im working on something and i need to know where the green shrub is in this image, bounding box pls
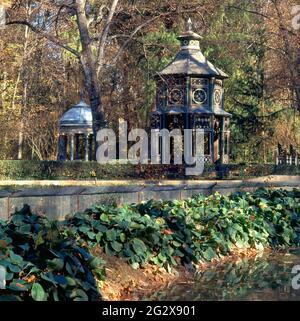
[0,160,299,180]
[0,205,105,301]
[1,188,300,301]
[63,188,300,270]
[0,160,137,180]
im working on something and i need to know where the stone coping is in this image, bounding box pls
[0,175,299,187]
[0,175,299,221]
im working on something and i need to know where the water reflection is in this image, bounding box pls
[148,250,300,301]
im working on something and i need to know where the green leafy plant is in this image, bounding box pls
[64,188,300,269]
[1,188,300,301]
[0,205,105,301]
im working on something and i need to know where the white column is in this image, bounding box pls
[70,134,75,161]
[85,134,89,161]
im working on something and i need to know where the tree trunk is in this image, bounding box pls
[17,2,30,160]
[76,0,106,160]
[80,55,105,159]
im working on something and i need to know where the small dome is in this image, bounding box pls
[60,100,92,128]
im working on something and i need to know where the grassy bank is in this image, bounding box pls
[0,188,300,301]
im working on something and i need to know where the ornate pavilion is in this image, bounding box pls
[151,19,231,164]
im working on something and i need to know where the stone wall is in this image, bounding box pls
[0,176,299,221]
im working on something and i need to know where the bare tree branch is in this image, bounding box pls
[228,5,271,20]
[106,6,205,68]
[96,0,120,77]
[6,20,80,58]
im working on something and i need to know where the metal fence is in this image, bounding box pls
[276,144,299,166]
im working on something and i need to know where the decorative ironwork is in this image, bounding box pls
[191,77,209,109]
[168,88,184,106]
[214,89,222,105]
[193,88,208,104]
[214,118,221,136]
[156,83,167,111]
[151,18,232,166]
[151,113,161,129]
[276,144,299,165]
[191,78,209,86]
[194,114,211,129]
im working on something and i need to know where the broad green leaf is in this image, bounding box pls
[88,257,105,269]
[9,251,23,265]
[47,258,64,271]
[132,238,147,255]
[111,241,123,252]
[100,214,110,223]
[119,233,126,243]
[106,229,117,241]
[202,247,216,261]
[31,283,46,301]
[70,289,88,301]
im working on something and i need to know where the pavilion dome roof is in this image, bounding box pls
[157,20,228,79]
[59,100,93,128]
[158,49,228,78]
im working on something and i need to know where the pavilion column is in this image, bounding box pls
[220,118,225,165]
[75,134,80,160]
[85,134,90,161]
[70,134,75,161]
[57,134,67,161]
[226,131,231,163]
[210,117,215,164]
[160,113,166,164]
[89,135,93,161]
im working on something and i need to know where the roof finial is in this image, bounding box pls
[187,17,193,32]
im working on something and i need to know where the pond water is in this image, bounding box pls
[148,250,300,301]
